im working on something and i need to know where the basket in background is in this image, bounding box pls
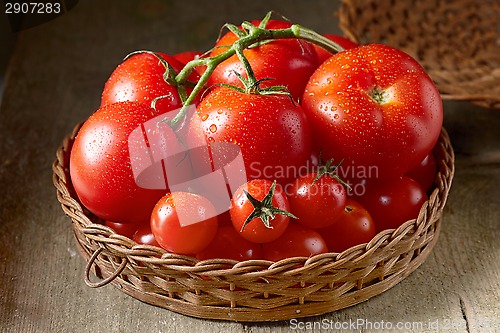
[338,0,500,109]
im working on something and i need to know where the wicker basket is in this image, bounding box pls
[52,123,454,322]
[338,0,500,109]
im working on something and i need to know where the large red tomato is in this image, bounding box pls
[100,52,195,113]
[302,44,443,179]
[207,20,318,101]
[70,102,189,224]
[187,86,312,185]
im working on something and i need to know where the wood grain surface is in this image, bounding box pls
[0,1,498,332]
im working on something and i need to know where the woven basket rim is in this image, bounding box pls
[52,122,455,321]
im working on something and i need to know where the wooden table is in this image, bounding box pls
[1,1,498,332]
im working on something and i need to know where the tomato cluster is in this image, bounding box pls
[69,17,443,262]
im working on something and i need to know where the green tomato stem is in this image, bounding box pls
[170,19,347,129]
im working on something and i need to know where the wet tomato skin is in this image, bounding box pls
[150,192,218,255]
[230,179,291,244]
[69,102,175,224]
[287,173,347,229]
[302,44,443,179]
[188,86,312,185]
[353,176,428,231]
[317,199,376,253]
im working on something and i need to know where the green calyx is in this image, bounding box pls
[240,180,297,232]
[219,71,293,102]
[313,151,351,189]
[368,86,392,105]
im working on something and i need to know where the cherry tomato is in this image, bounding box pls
[187,86,312,185]
[100,52,193,113]
[230,179,293,243]
[207,19,318,101]
[150,192,218,255]
[262,224,328,262]
[317,199,376,253]
[196,225,263,261]
[216,211,233,226]
[313,34,358,64]
[105,220,143,239]
[132,224,160,247]
[287,173,347,229]
[70,102,186,224]
[302,44,443,179]
[405,153,437,192]
[353,176,428,231]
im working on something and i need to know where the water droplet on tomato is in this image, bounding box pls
[207,137,215,143]
[201,114,208,121]
[209,124,217,133]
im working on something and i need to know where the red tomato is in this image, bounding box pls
[101,52,196,113]
[262,224,328,261]
[317,199,376,253]
[207,19,318,101]
[150,192,218,255]
[230,179,292,243]
[187,86,312,185]
[353,176,428,231]
[216,211,233,226]
[132,224,160,247]
[174,51,203,64]
[174,51,207,76]
[405,153,437,192]
[313,34,358,64]
[196,225,263,261]
[70,102,186,224]
[302,44,443,179]
[105,221,143,239]
[287,173,347,229]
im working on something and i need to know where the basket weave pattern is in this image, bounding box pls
[52,124,454,322]
[338,0,500,109]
